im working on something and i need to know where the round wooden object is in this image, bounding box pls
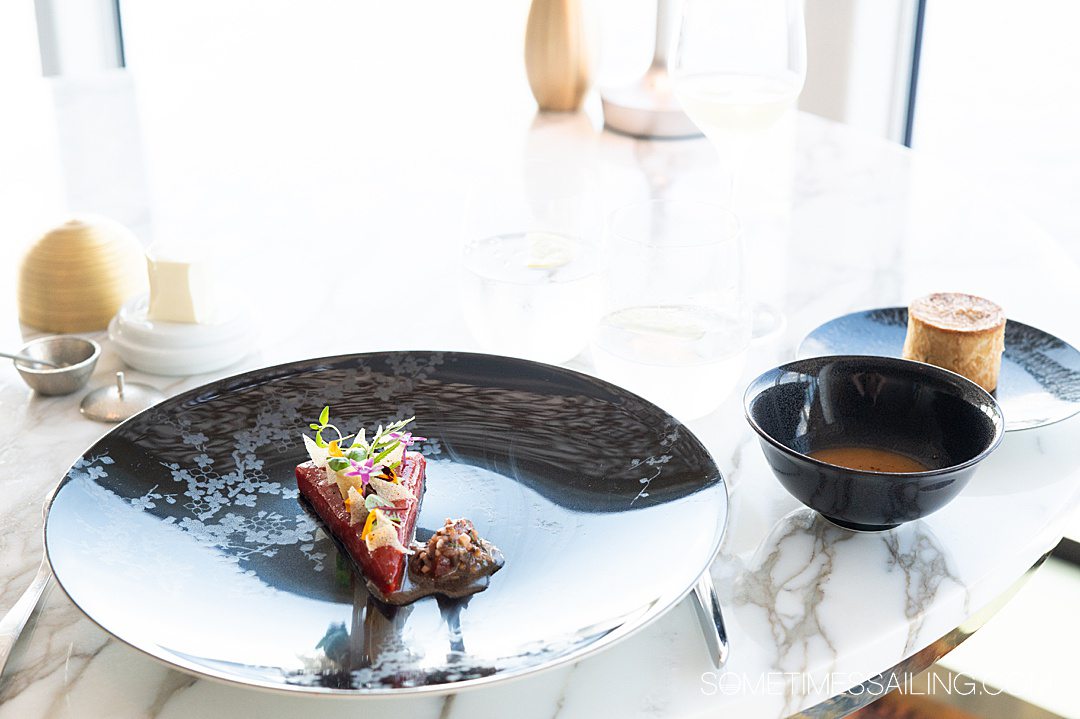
[17,216,148,333]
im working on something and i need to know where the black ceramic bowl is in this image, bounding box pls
[743,356,1005,531]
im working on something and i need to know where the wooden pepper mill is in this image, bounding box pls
[524,0,591,112]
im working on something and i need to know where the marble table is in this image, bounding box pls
[1,75,1079,719]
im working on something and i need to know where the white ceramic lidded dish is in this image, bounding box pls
[109,294,251,376]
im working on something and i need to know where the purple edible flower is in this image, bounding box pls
[389,431,426,448]
[345,457,376,485]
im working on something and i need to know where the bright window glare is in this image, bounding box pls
[119,2,538,233]
[915,0,1080,261]
[115,1,660,242]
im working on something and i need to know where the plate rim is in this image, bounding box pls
[796,307,1080,432]
[44,350,730,697]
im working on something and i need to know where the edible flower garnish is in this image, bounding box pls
[344,457,376,486]
[305,406,418,476]
[389,430,426,448]
[303,408,423,518]
[360,509,378,540]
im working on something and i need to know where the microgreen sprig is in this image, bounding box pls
[309,406,346,449]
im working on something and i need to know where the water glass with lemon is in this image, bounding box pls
[592,199,750,420]
[460,163,604,364]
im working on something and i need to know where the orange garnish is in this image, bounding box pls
[328,440,345,458]
[361,510,377,540]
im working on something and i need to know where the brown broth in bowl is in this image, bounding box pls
[810,447,928,473]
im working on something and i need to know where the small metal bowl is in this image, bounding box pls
[14,336,101,396]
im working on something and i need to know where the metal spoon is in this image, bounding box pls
[0,484,59,676]
[0,351,61,368]
[691,571,729,668]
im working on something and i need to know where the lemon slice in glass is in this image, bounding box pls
[525,232,576,270]
[606,306,709,340]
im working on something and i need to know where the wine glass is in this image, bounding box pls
[671,0,806,339]
[671,0,806,175]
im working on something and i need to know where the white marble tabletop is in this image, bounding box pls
[1,73,1079,719]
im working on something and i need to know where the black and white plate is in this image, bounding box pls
[45,352,727,695]
[798,308,1080,431]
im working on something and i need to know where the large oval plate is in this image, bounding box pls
[798,308,1080,431]
[45,352,727,695]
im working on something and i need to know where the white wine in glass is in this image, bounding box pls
[675,73,801,144]
[672,0,805,171]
